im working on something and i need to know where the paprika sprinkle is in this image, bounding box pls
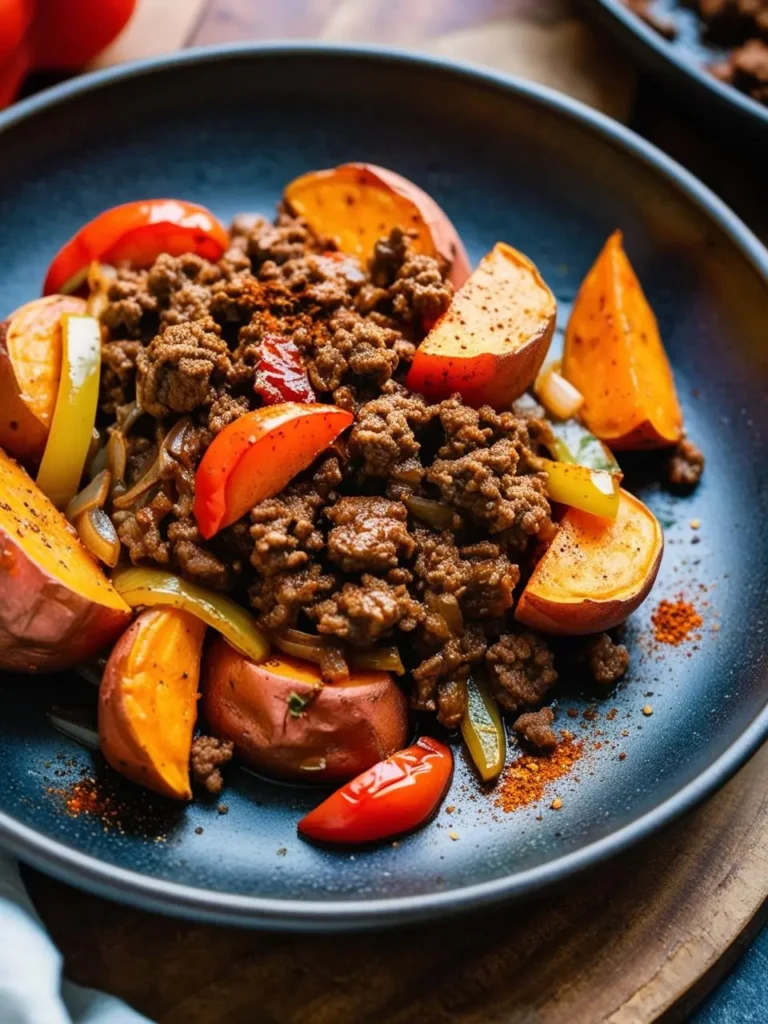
[495,735,583,813]
[652,597,703,645]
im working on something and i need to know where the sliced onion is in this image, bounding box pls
[163,416,194,464]
[65,469,112,523]
[273,635,327,666]
[116,400,143,434]
[86,261,117,320]
[404,495,455,530]
[76,507,121,567]
[535,365,584,421]
[46,708,100,751]
[111,450,166,510]
[350,647,405,675]
[281,628,330,648]
[426,591,464,635]
[106,429,128,489]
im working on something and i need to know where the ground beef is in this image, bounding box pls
[249,564,337,632]
[436,677,467,730]
[311,574,422,646]
[101,268,157,338]
[459,541,520,618]
[246,208,326,268]
[411,625,487,713]
[486,633,558,712]
[146,253,223,327]
[136,320,231,419]
[624,0,768,105]
[359,227,453,325]
[513,708,558,751]
[326,496,414,572]
[295,307,409,394]
[428,439,552,545]
[586,633,630,686]
[249,486,326,578]
[667,436,705,489]
[100,339,141,415]
[713,38,768,102]
[190,736,234,795]
[113,490,173,566]
[348,382,436,478]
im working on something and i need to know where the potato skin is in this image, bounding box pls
[202,637,409,782]
[514,546,662,635]
[0,448,130,672]
[0,521,130,672]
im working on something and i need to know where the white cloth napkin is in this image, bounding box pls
[0,855,151,1024]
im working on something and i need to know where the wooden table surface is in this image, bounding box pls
[21,1,768,1021]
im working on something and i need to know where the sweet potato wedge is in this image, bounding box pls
[0,295,87,463]
[284,162,471,287]
[99,608,206,800]
[515,489,663,635]
[562,231,683,450]
[0,447,131,671]
[406,242,556,408]
[202,637,409,782]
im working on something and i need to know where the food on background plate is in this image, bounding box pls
[623,0,768,109]
[203,636,408,782]
[406,242,556,408]
[99,607,206,800]
[0,165,703,847]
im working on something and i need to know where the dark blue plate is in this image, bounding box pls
[0,44,767,931]
[587,0,768,142]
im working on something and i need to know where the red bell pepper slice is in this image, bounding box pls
[43,199,229,295]
[298,737,453,845]
[193,402,353,540]
[253,334,316,405]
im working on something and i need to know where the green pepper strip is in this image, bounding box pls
[112,566,270,664]
[548,420,622,476]
[461,673,506,782]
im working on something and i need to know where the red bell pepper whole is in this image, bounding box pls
[43,199,229,295]
[254,334,316,405]
[30,0,136,69]
[193,403,353,540]
[298,737,453,845]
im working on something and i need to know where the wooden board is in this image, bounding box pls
[26,741,768,1023]
[21,1,768,1021]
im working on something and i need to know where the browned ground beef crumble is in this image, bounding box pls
[513,708,558,752]
[190,736,234,794]
[97,207,627,735]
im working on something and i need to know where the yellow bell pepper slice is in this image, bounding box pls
[37,314,101,509]
[111,566,270,664]
[539,457,620,519]
[461,673,506,782]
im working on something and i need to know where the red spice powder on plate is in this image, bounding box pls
[652,597,703,645]
[495,734,583,813]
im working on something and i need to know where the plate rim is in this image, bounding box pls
[1,41,767,930]
[588,0,768,130]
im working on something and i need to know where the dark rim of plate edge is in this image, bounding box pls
[0,42,767,931]
[588,0,768,133]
